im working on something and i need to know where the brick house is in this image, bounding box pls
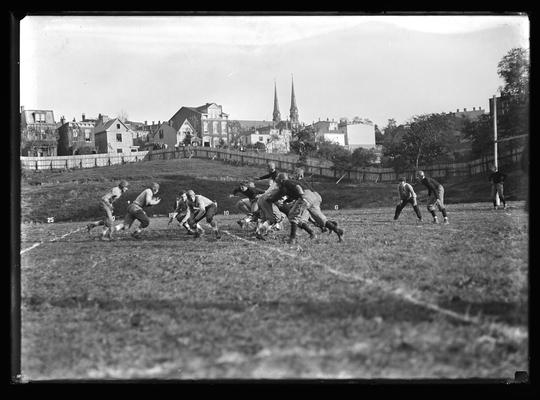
[20,107,59,156]
[93,117,138,154]
[57,116,98,155]
[169,103,229,148]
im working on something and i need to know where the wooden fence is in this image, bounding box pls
[20,151,150,171]
[21,146,524,183]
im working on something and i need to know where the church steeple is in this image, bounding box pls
[289,74,299,127]
[272,80,281,124]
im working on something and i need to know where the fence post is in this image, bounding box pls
[35,160,38,171]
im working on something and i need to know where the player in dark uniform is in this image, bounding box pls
[229,180,265,228]
[168,190,196,235]
[267,173,344,244]
[488,165,507,210]
[416,171,448,224]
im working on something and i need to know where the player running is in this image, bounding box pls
[267,173,344,244]
[229,180,265,228]
[186,189,221,239]
[87,180,129,240]
[416,171,448,224]
[488,165,507,210]
[168,190,196,235]
[394,177,422,222]
[113,182,162,238]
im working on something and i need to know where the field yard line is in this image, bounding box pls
[221,230,527,341]
[20,227,85,255]
[20,242,41,255]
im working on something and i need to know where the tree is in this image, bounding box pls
[117,109,129,123]
[383,113,455,171]
[496,47,530,152]
[462,114,493,159]
[290,126,317,164]
[498,47,529,98]
[374,124,384,145]
[351,147,378,168]
[404,114,456,169]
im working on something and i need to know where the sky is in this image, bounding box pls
[20,14,529,136]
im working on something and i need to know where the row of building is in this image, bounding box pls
[20,77,377,157]
[20,77,508,158]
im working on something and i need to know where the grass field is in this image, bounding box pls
[20,157,528,223]
[19,202,528,380]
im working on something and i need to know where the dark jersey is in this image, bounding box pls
[489,171,506,184]
[232,186,265,200]
[421,177,442,196]
[257,169,278,181]
[268,179,308,202]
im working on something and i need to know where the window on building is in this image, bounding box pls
[85,130,91,142]
[221,121,227,132]
[73,130,78,138]
[117,149,123,154]
[213,121,218,133]
[117,123,121,129]
[116,133,122,142]
[259,136,264,142]
[203,122,208,133]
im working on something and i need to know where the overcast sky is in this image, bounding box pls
[20,14,529,129]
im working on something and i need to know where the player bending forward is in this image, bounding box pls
[87,180,129,240]
[394,177,422,222]
[114,182,162,238]
[416,171,448,224]
[268,173,343,244]
[169,190,196,235]
[186,189,221,239]
[229,180,265,228]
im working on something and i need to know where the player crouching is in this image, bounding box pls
[394,177,422,222]
[113,182,162,238]
[186,189,221,239]
[87,180,129,240]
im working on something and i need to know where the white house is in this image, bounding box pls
[338,121,376,149]
[93,118,138,154]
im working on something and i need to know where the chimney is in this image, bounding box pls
[158,120,161,125]
[144,120,147,125]
[152,121,155,125]
[61,116,65,124]
[464,108,467,112]
[82,113,86,121]
[473,107,476,111]
[456,109,459,112]
[73,117,76,122]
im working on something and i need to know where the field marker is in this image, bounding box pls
[47,217,54,223]
[20,226,85,255]
[221,230,527,341]
[224,210,229,215]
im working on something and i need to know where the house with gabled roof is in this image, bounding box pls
[146,119,196,149]
[168,103,229,147]
[93,117,138,154]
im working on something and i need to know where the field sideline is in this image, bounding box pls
[19,202,528,380]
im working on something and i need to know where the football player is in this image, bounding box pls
[416,171,448,224]
[87,180,129,240]
[394,177,422,221]
[114,182,162,238]
[229,180,265,228]
[186,189,221,239]
[169,190,196,235]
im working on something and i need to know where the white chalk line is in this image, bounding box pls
[222,230,527,341]
[20,227,85,255]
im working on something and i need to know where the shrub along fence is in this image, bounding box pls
[21,146,524,183]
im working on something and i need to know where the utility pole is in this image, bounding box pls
[492,95,500,206]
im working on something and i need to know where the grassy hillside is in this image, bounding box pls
[20,158,528,223]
